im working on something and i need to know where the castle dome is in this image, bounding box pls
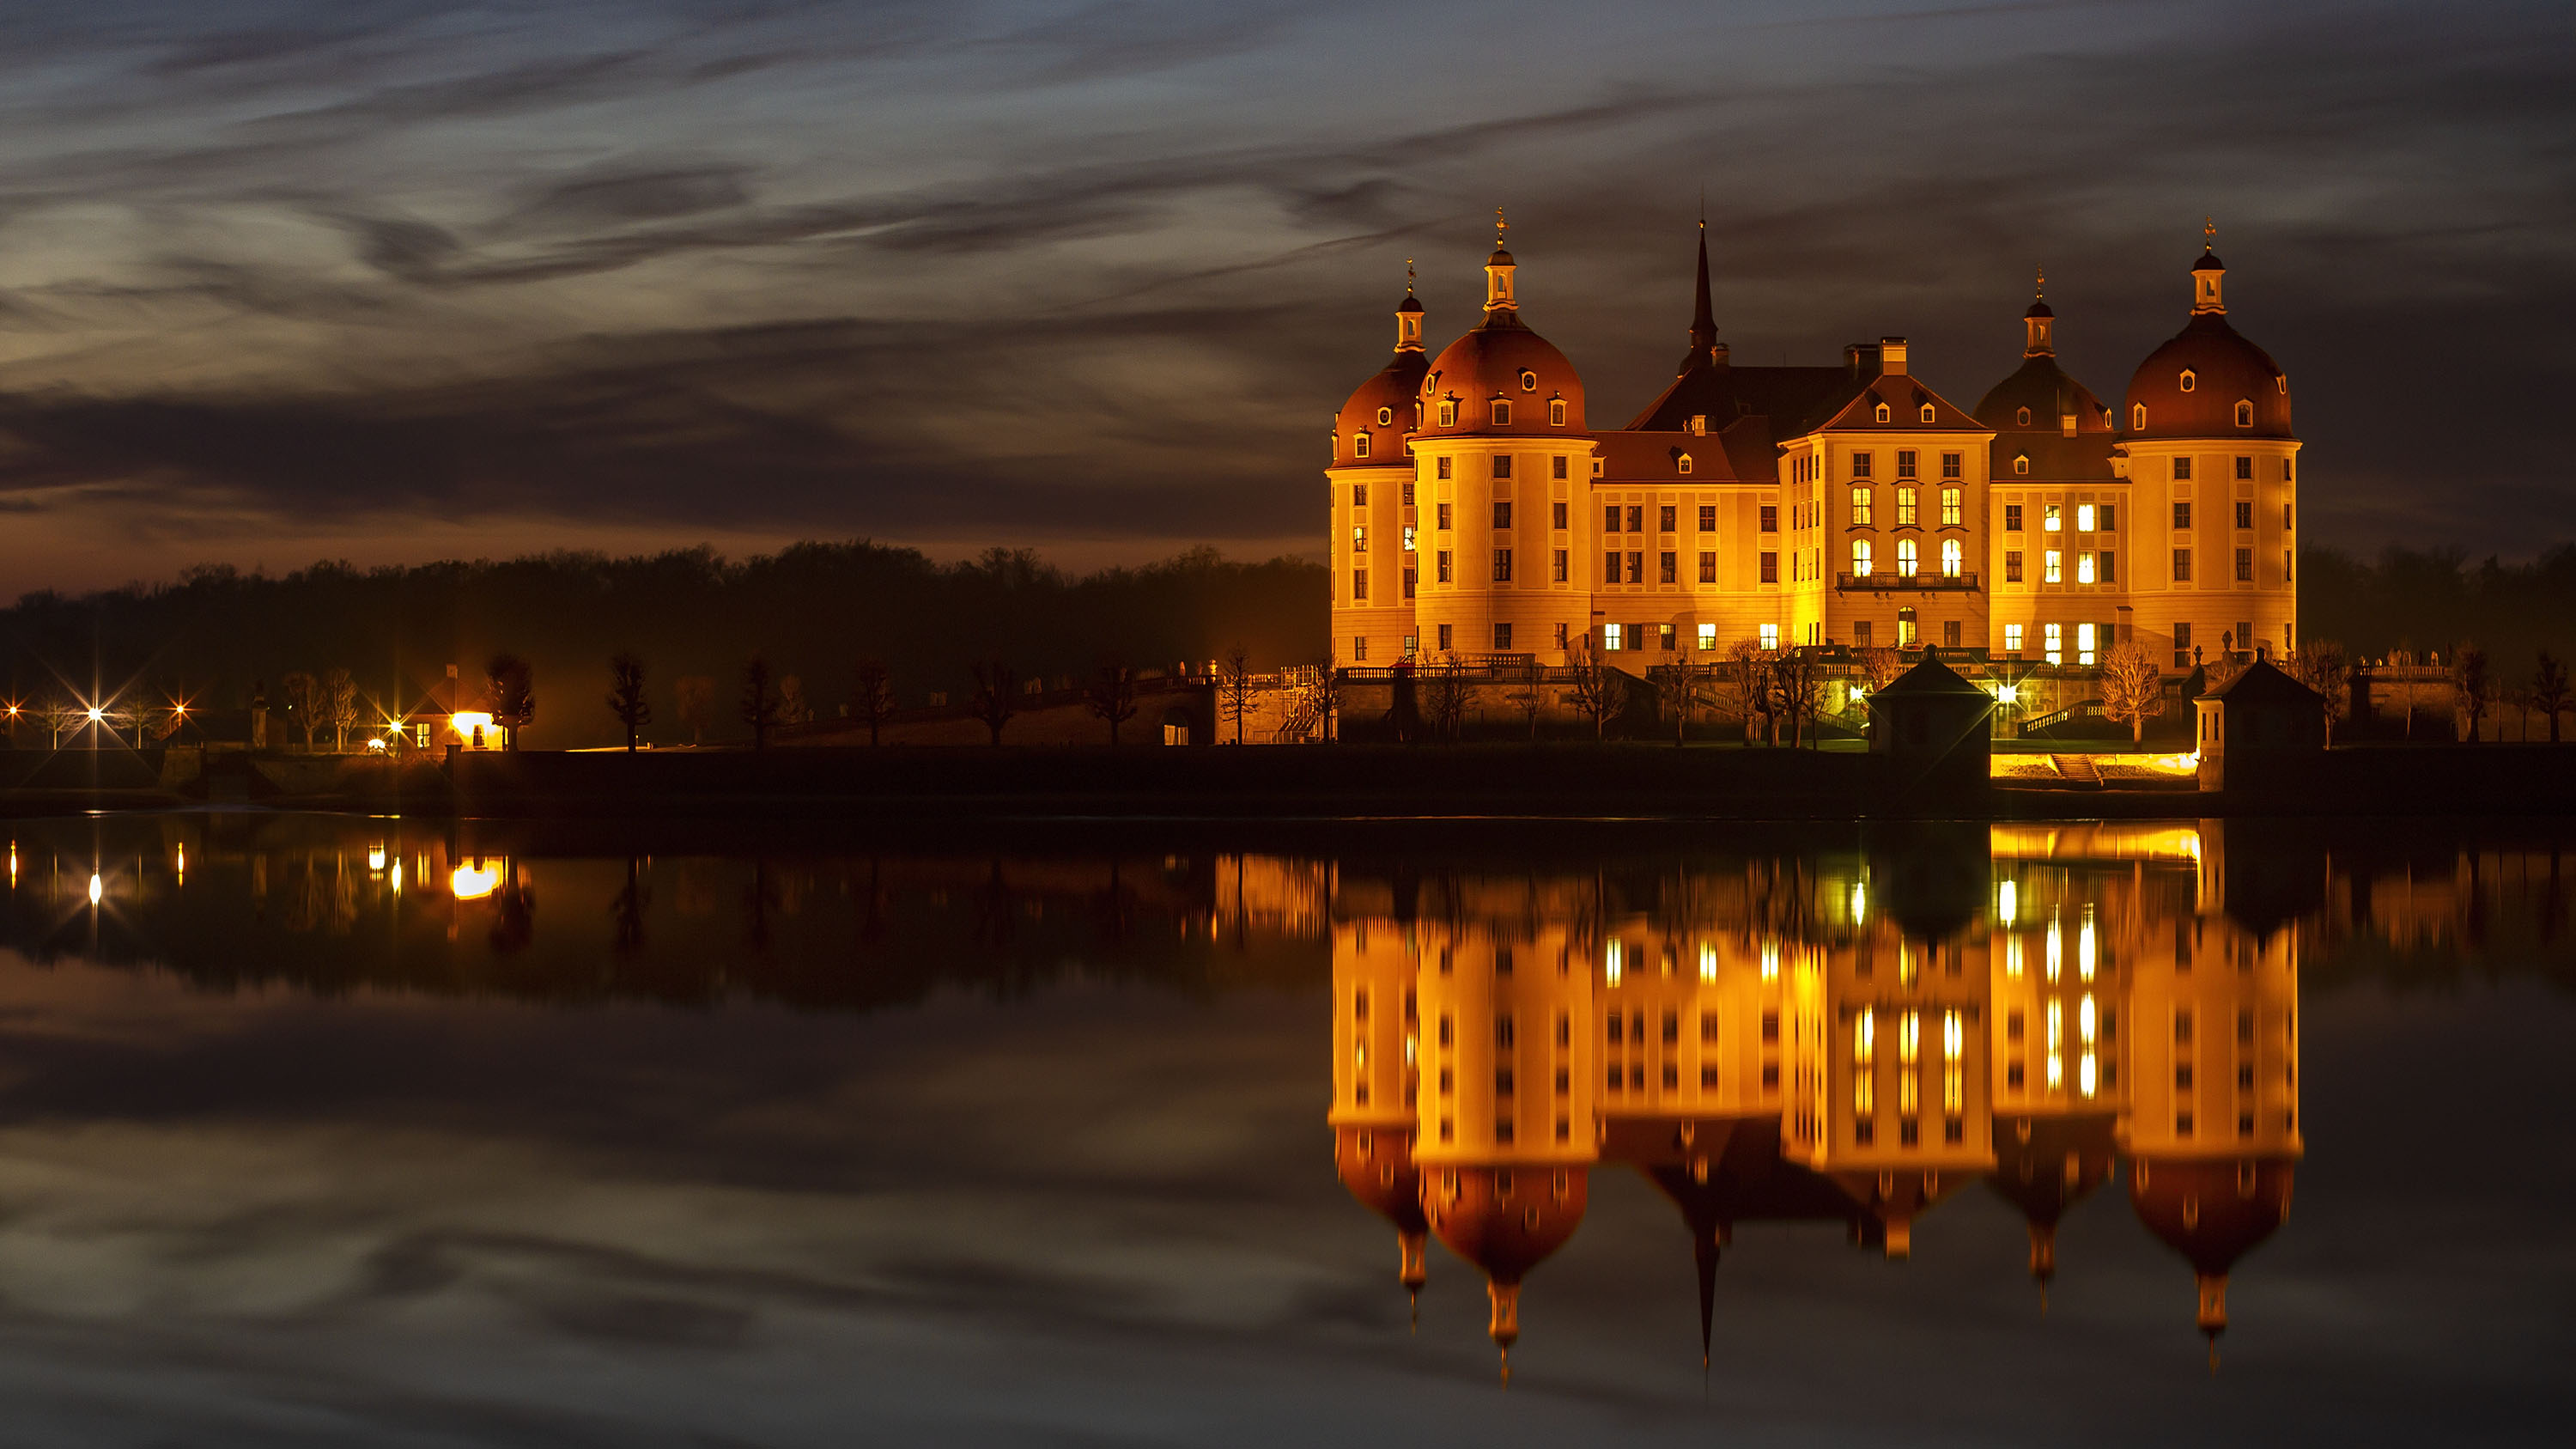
[1333,286,1429,467]
[2122,241,2291,440]
[1424,1163,1589,1373]
[2129,1153,2298,1348]
[1978,356,2113,435]
[1334,1124,1430,1297]
[1415,238,1587,439]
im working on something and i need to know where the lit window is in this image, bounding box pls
[1941,487,1961,526]
[2044,550,2062,583]
[1402,525,1416,551]
[2076,504,2095,532]
[1896,606,1917,647]
[1850,486,1874,525]
[2076,553,2094,584]
[2044,505,2062,532]
[2075,621,2098,666]
[2003,623,2023,654]
[2044,621,2063,664]
[1759,623,1779,650]
[1697,622,1716,649]
[1852,539,1874,577]
[1352,526,1368,554]
[1896,488,1917,527]
[1603,624,1623,650]
[1549,399,1567,425]
[1941,539,1963,577]
[1896,538,1918,576]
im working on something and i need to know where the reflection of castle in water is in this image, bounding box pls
[1331,823,2306,1376]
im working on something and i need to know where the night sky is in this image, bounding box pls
[0,0,2568,592]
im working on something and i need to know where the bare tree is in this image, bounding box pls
[1564,636,1624,741]
[1309,653,1346,743]
[2532,651,2569,746]
[1419,653,1473,741]
[322,667,360,752]
[607,652,651,751]
[1506,654,1547,740]
[969,659,1018,746]
[1718,639,1765,745]
[1218,645,1255,745]
[2388,643,2418,740]
[850,660,895,746]
[1084,661,1139,745]
[2451,642,2493,743]
[1651,660,1708,746]
[2097,640,2165,746]
[740,655,781,750]
[1857,646,1907,694]
[37,696,80,749]
[486,654,534,750]
[675,675,715,745]
[1771,650,1824,749]
[2293,639,2350,746]
[279,671,320,749]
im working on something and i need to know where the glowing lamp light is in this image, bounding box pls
[368,846,387,873]
[1994,683,2019,703]
[366,738,388,751]
[449,861,501,900]
[85,707,103,722]
[451,711,495,743]
[88,872,102,905]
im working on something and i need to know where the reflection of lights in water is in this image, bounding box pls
[2079,1051,2098,1098]
[2079,995,2097,1044]
[1759,941,1780,981]
[450,861,501,900]
[390,861,403,893]
[2078,907,2097,981]
[1997,879,2017,925]
[2046,922,2063,981]
[1698,942,1717,982]
[368,846,386,873]
[2006,935,2024,977]
[1603,938,1623,985]
[88,873,102,905]
[1849,880,1867,922]
[175,843,185,885]
[1401,1034,1415,1067]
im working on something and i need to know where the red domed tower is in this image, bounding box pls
[2116,222,2303,673]
[1405,216,1599,664]
[1328,276,1431,668]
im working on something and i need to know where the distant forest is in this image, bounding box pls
[1,540,2564,751]
[0,544,1327,749]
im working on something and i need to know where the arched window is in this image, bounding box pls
[1852,539,1874,577]
[1491,399,1511,427]
[1354,431,1370,459]
[1850,485,1874,526]
[1897,538,1919,576]
[1549,398,1567,426]
[1519,370,1538,393]
[1874,403,1892,423]
[2014,454,2030,476]
[1920,404,1936,423]
[2132,403,2147,429]
[2234,400,2252,427]
[1941,539,1964,577]
[1678,454,1692,474]
[2179,369,2196,393]
[2015,406,2032,428]
[1377,407,1393,426]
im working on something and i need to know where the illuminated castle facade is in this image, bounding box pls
[1327,223,2300,672]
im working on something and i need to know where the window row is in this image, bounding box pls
[2002,502,2115,533]
[1850,539,1966,578]
[1847,450,1963,481]
[1431,398,1572,428]
[1849,486,1964,527]
[2170,455,2293,482]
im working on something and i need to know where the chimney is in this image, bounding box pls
[1845,342,1881,377]
[1880,337,1909,376]
[1690,414,1707,436]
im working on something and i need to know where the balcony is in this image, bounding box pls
[1836,570,1980,594]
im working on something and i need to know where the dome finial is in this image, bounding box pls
[2204,215,2218,252]
[1496,206,1509,247]
[1406,258,1415,295]
[2035,264,2045,301]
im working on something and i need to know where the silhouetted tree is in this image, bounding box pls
[851,660,895,746]
[1650,659,1708,746]
[486,654,534,749]
[1084,661,1139,745]
[969,660,1018,746]
[1421,654,1470,741]
[1719,639,1765,744]
[607,652,651,751]
[2452,642,2493,742]
[1218,645,1255,745]
[279,671,320,749]
[2533,651,2570,745]
[740,655,781,750]
[1564,637,1623,741]
[2098,641,2165,746]
[36,696,78,750]
[2293,639,2350,746]
[675,675,715,745]
[2388,644,2419,740]
[322,667,359,752]
[1309,654,1345,743]
[1506,654,1546,740]
[1771,649,1824,749]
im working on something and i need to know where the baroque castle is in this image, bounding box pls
[1327,221,2299,673]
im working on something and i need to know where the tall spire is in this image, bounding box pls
[1689,218,1717,360]
[1693,1223,1718,1369]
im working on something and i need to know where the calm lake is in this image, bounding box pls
[0,813,2567,1446]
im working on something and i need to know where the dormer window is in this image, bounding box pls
[1377,407,1393,426]
[1874,403,1892,423]
[1678,454,1693,475]
[1437,399,1458,427]
[1490,399,1511,427]
[2132,403,2147,429]
[1354,432,1370,459]
[2178,369,2196,393]
[2276,376,2288,394]
[2014,455,2030,476]
[1519,370,1538,393]
[1548,398,1567,425]
[2016,406,2032,427]
[1919,404,1936,423]
[2234,399,2253,427]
